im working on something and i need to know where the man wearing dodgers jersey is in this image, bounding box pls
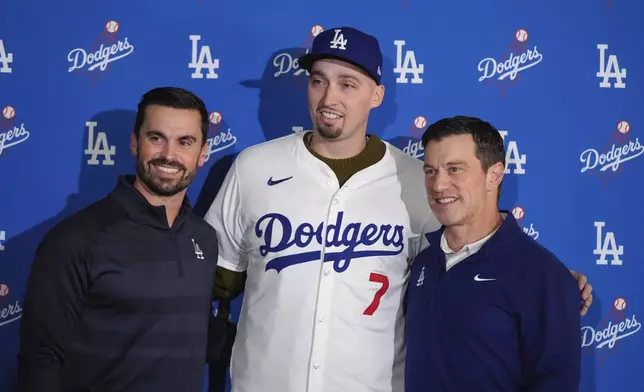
[203,27,593,392]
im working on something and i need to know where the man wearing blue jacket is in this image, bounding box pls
[405,116,581,392]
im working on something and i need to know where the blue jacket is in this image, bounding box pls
[405,212,581,392]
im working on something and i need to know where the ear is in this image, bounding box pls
[371,84,385,109]
[486,161,504,192]
[197,142,208,167]
[130,133,138,157]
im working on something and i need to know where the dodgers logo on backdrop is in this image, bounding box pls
[67,20,134,84]
[580,121,642,187]
[256,211,405,273]
[400,115,428,159]
[204,111,236,162]
[0,105,30,157]
[511,206,540,240]
[581,296,640,365]
[0,284,23,328]
[0,39,14,74]
[273,25,325,91]
[478,29,543,96]
[0,230,5,251]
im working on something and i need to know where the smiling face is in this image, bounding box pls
[306,58,384,142]
[130,104,207,197]
[423,133,503,228]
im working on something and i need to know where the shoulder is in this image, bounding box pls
[510,231,576,287]
[384,141,425,174]
[234,133,301,169]
[38,196,125,253]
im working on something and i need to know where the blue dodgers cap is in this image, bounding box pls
[298,27,383,85]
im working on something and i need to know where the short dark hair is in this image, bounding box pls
[421,115,505,171]
[421,115,506,199]
[134,87,209,145]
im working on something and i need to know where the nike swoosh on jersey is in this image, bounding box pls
[267,176,293,186]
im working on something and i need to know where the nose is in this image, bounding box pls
[160,140,179,161]
[427,169,450,194]
[321,83,340,108]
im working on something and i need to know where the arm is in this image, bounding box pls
[212,266,246,301]
[17,223,90,392]
[203,158,249,297]
[520,258,581,392]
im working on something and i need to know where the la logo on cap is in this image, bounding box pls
[330,29,348,50]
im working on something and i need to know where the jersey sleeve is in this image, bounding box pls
[203,158,248,272]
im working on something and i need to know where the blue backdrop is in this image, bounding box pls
[1,0,643,391]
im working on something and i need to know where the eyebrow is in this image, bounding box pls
[145,130,198,142]
[423,160,469,170]
[310,70,362,84]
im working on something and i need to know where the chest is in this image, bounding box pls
[409,250,520,336]
[87,225,216,312]
[242,168,422,279]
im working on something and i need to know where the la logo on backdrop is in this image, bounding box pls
[0,105,30,158]
[67,20,135,88]
[477,28,543,97]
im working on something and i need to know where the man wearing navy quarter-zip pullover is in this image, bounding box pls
[17,87,219,392]
[405,116,581,392]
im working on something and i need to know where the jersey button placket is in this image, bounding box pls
[307,195,341,392]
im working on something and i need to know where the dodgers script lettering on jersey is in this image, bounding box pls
[256,211,405,273]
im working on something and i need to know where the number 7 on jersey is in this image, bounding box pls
[363,272,390,316]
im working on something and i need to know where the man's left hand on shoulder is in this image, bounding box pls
[570,270,593,316]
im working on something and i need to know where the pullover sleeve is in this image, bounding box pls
[519,255,581,392]
[17,222,91,392]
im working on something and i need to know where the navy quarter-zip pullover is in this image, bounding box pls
[405,212,581,392]
[18,175,218,392]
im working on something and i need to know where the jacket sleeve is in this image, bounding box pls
[519,255,581,392]
[17,222,90,392]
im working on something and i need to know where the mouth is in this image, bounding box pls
[151,163,183,175]
[318,110,344,120]
[433,197,458,205]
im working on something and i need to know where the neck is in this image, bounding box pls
[309,129,368,159]
[133,177,185,227]
[444,205,502,252]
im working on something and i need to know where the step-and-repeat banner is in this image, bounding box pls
[1,0,642,391]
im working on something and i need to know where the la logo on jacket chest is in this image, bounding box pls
[192,238,204,260]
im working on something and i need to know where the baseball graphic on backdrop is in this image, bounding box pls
[0,284,8,297]
[617,120,630,134]
[614,297,627,311]
[105,20,119,34]
[2,106,15,119]
[311,25,324,37]
[512,206,525,220]
[515,29,528,43]
[209,111,222,124]
[414,116,427,129]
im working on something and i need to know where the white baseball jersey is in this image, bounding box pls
[204,131,440,392]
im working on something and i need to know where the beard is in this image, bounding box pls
[136,156,196,197]
[315,120,343,140]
